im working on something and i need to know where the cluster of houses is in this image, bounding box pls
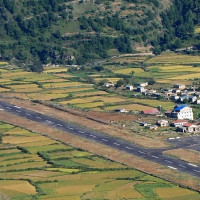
[141,104,200,134]
[126,82,200,104]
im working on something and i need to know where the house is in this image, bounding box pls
[144,90,157,96]
[172,89,181,94]
[178,123,200,133]
[171,104,193,120]
[174,84,186,90]
[126,84,134,91]
[189,95,197,103]
[157,120,169,127]
[179,95,189,103]
[104,81,114,87]
[171,95,179,101]
[136,86,146,93]
[142,108,160,115]
[171,119,187,127]
[147,124,158,130]
[137,82,148,87]
[196,99,200,104]
[115,108,129,113]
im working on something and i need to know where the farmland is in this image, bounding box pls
[1,52,200,114]
[0,121,199,200]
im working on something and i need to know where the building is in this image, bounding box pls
[126,84,134,91]
[147,125,158,130]
[174,84,186,90]
[115,108,129,113]
[157,120,169,127]
[137,82,148,87]
[171,105,193,120]
[136,86,146,93]
[178,123,200,133]
[189,96,197,103]
[104,82,114,87]
[171,119,187,127]
[142,108,160,115]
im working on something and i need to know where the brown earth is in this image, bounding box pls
[0,110,200,191]
[1,97,169,149]
[164,149,200,165]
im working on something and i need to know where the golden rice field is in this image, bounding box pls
[104,103,152,111]
[130,99,176,110]
[147,53,200,64]
[44,67,68,73]
[195,27,200,34]
[0,121,199,199]
[110,56,147,63]
[42,82,92,89]
[169,72,200,80]
[113,67,144,74]
[94,77,121,83]
[73,90,108,97]
[0,61,8,65]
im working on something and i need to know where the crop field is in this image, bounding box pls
[113,67,144,75]
[130,99,176,110]
[147,53,200,64]
[0,121,199,199]
[195,27,200,34]
[104,103,153,111]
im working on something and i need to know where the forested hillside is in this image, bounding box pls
[0,0,199,68]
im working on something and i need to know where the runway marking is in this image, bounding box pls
[165,160,172,164]
[26,113,31,116]
[57,124,63,126]
[67,127,74,130]
[36,117,41,119]
[193,169,200,173]
[114,143,120,146]
[125,146,132,150]
[179,164,186,168]
[102,139,108,142]
[78,131,84,134]
[151,155,159,159]
[168,166,177,170]
[6,107,11,109]
[0,108,4,111]
[90,135,96,138]
[188,163,198,168]
[138,151,146,155]
[16,110,21,112]
[14,106,21,109]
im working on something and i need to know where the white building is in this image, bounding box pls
[171,105,193,120]
[126,84,134,91]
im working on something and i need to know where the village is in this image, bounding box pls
[104,81,200,135]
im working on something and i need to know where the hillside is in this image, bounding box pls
[0,0,199,68]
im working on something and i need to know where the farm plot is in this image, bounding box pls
[0,121,199,199]
[147,53,200,64]
[104,103,153,111]
[44,67,68,73]
[130,99,176,110]
[113,67,144,75]
[42,82,92,89]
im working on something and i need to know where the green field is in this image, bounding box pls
[0,121,199,199]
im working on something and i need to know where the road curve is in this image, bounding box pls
[0,100,200,179]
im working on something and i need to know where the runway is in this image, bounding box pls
[0,100,200,178]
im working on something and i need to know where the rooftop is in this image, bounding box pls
[174,104,188,112]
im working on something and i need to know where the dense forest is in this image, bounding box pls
[0,0,199,69]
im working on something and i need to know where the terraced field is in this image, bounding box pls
[0,121,199,200]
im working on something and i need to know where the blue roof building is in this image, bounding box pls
[174,104,188,112]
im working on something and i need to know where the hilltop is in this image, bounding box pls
[0,0,199,68]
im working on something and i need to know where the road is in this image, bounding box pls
[0,100,200,178]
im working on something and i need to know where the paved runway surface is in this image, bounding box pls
[0,100,200,178]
